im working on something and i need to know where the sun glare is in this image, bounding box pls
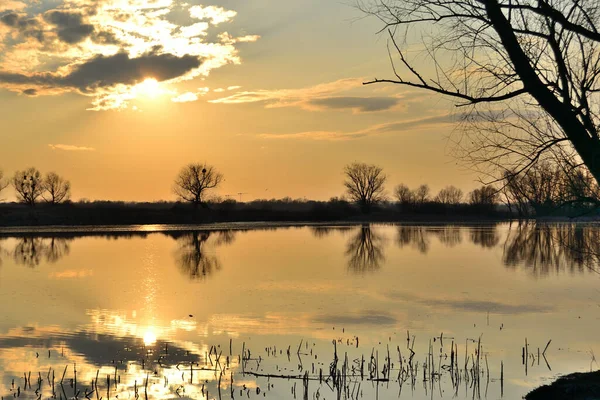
[135,78,162,98]
[143,328,157,346]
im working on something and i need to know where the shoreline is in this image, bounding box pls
[0,219,515,234]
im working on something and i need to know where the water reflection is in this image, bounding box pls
[469,226,500,248]
[170,231,236,281]
[396,225,430,253]
[0,224,598,277]
[345,225,386,272]
[503,223,600,276]
[13,237,72,267]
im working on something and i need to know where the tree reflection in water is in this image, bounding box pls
[469,227,500,248]
[13,237,71,268]
[429,226,462,247]
[396,225,430,253]
[0,224,598,278]
[172,230,236,281]
[346,225,386,273]
[503,223,600,277]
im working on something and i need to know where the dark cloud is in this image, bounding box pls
[0,12,45,42]
[44,10,94,44]
[1,9,119,46]
[313,311,396,326]
[308,96,400,112]
[92,30,120,45]
[63,51,202,91]
[22,88,37,96]
[0,50,202,92]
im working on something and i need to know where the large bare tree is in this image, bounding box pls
[360,0,600,184]
[174,163,223,206]
[42,172,71,204]
[12,167,43,206]
[343,162,387,211]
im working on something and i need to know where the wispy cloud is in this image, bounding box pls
[259,114,458,141]
[48,144,95,151]
[210,78,404,113]
[0,0,259,110]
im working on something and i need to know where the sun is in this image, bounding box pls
[135,78,162,98]
[143,328,157,346]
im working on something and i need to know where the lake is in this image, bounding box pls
[0,222,598,400]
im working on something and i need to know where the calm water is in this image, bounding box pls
[0,223,599,400]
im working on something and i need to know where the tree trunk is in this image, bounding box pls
[485,0,600,185]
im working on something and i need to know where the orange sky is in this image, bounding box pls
[0,0,479,202]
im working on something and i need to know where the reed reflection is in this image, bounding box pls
[345,225,386,273]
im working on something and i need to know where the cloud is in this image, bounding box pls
[48,144,95,151]
[0,50,201,93]
[171,87,209,103]
[308,96,400,112]
[189,5,237,25]
[259,114,458,141]
[0,0,258,110]
[211,78,360,103]
[0,1,26,12]
[64,50,201,90]
[44,11,95,44]
[171,91,198,102]
[211,78,403,113]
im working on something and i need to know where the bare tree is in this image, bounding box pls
[42,172,71,204]
[503,161,599,215]
[174,163,223,206]
[361,0,600,185]
[12,167,43,206]
[435,185,463,205]
[395,183,414,205]
[413,184,430,205]
[0,170,8,200]
[469,186,498,206]
[343,162,387,211]
[469,185,499,207]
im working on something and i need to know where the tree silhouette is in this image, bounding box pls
[468,186,499,211]
[174,163,223,206]
[343,163,387,212]
[12,167,43,206]
[0,170,8,200]
[434,186,463,205]
[361,0,600,184]
[42,172,71,204]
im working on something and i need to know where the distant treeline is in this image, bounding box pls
[2,160,599,226]
[0,197,510,227]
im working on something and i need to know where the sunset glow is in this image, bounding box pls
[135,79,163,99]
[0,0,472,202]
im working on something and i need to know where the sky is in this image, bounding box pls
[0,0,478,202]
